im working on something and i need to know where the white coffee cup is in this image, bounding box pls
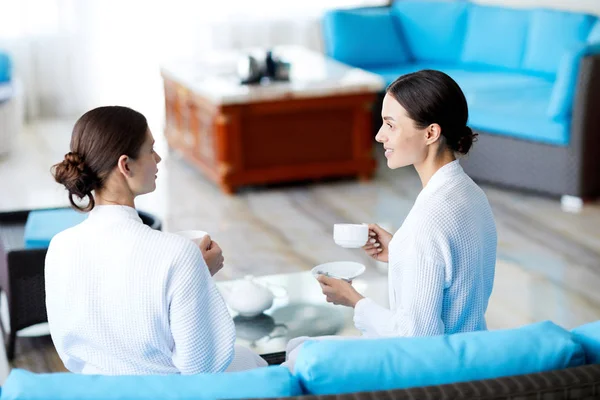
[333,223,369,248]
[174,230,208,246]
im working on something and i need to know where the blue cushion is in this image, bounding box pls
[295,321,585,395]
[323,8,410,68]
[468,84,569,146]
[548,42,600,121]
[391,1,469,63]
[588,20,600,43]
[461,5,530,70]
[522,10,595,76]
[0,51,11,83]
[1,366,302,400]
[24,208,88,249]
[572,321,600,364]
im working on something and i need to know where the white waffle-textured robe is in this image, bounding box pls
[45,205,263,374]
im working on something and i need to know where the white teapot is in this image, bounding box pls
[220,275,277,317]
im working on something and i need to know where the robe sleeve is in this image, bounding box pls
[353,240,446,337]
[167,242,235,374]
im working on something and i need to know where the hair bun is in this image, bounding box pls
[51,152,98,211]
[456,126,478,154]
[64,151,84,168]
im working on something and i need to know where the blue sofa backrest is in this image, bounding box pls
[328,1,598,78]
[0,366,302,400]
[294,320,586,395]
[391,1,469,64]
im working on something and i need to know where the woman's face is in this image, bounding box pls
[128,129,162,195]
[375,93,429,169]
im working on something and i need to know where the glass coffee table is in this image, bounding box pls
[216,271,388,364]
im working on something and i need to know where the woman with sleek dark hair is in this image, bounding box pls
[46,106,266,374]
[317,70,498,337]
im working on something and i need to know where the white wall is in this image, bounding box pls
[472,0,600,16]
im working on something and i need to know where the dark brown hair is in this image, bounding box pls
[387,69,477,154]
[51,106,148,212]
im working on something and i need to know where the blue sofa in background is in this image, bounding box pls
[0,52,10,84]
[323,1,600,200]
[1,320,599,399]
[0,49,19,157]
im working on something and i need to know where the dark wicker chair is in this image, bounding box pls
[0,207,162,361]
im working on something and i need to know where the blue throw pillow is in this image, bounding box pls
[391,1,469,63]
[572,321,600,364]
[323,8,410,68]
[522,9,595,76]
[461,5,530,70]
[0,51,11,83]
[295,321,586,395]
[24,208,88,249]
[548,42,600,120]
[1,366,302,400]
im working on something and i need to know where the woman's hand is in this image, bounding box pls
[317,275,364,308]
[199,235,224,276]
[363,223,393,262]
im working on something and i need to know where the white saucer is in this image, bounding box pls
[311,261,366,282]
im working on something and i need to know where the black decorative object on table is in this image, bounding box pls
[238,49,291,85]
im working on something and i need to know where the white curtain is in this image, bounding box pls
[0,0,387,124]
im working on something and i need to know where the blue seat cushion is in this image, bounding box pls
[464,79,568,146]
[0,51,11,83]
[366,64,566,145]
[0,366,302,400]
[294,321,585,395]
[461,5,530,70]
[391,1,469,63]
[522,10,595,76]
[572,321,600,364]
[323,8,410,68]
[24,208,88,249]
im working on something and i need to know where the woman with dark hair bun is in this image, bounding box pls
[317,70,498,338]
[46,106,266,375]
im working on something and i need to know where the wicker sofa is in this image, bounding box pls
[261,364,600,400]
[322,1,600,200]
[1,320,599,400]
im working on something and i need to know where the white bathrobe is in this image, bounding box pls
[284,160,497,370]
[45,205,265,375]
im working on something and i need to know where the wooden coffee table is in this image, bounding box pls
[160,46,385,194]
[216,271,388,365]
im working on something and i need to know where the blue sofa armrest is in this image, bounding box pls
[0,51,11,83]
[548,43,600,121]
[322,7,410,68]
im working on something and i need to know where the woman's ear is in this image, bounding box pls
[425,123,442,145]
[117,155,132,178]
